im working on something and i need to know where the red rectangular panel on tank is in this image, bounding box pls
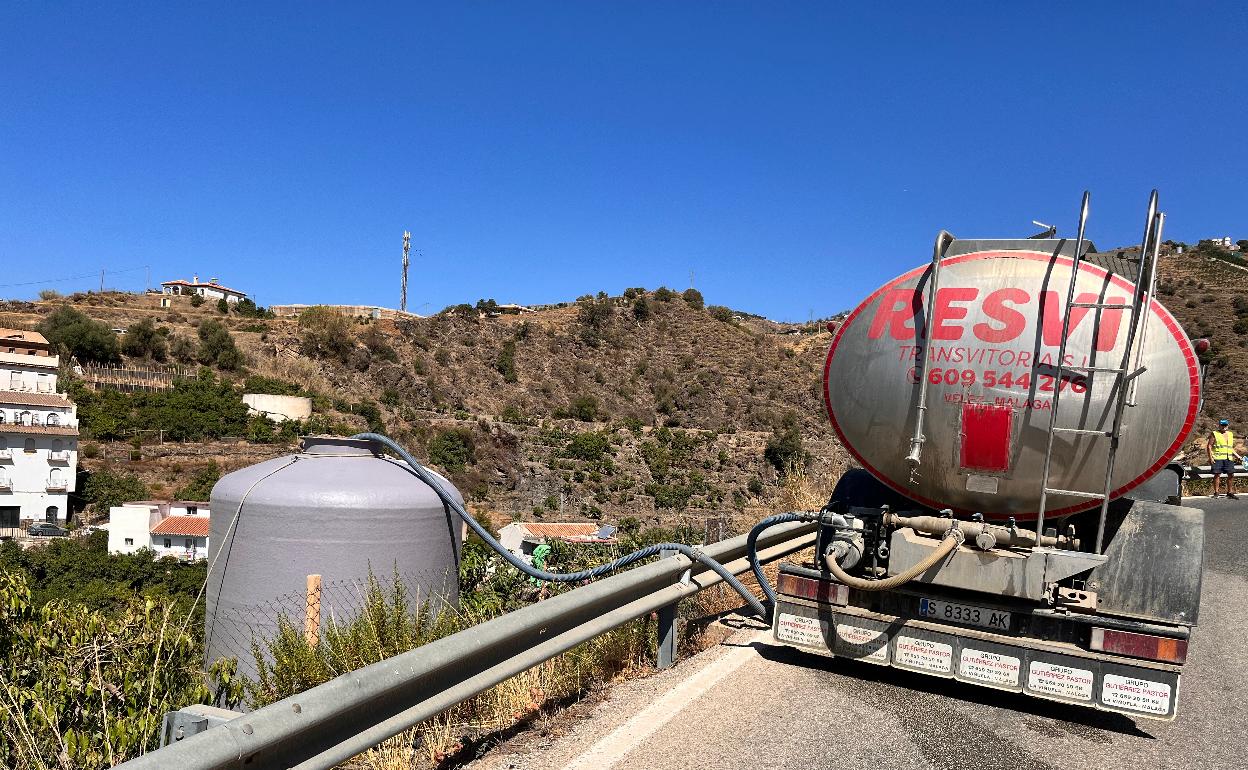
[960,403,1012,472]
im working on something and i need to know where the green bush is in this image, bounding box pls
[577,296,614,346]
[169,334,197,362]
[120,318,168,361]
[175,462,220,502]
[682,288,704,309]
[38,306,120,364]
[71,372,251,442]
[653,286,677,302]
[241,374,303,396]
[197,319,243,370]
[189,294,204,307]
[496,339,518,383]
[562,394,600,422]
[707,305,734,323]
[764,414,807,476]
[0,569,210,769]
[564,431,611,463]
[82,469,147,514]
[632,295,651,322]
[298,306,355,363]
[428,428,475,472]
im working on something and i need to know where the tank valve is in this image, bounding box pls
[975,529,998,551]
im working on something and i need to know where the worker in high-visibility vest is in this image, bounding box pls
[1207,419,1242,499]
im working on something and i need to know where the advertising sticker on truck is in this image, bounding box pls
[775,612,828,649]
[958,647,1022,688]
[894,635,953,674]
[834,621,890,665]
[1027,661,1094,701]
[1101,674,1172,715]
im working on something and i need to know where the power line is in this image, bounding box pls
[0,265,149,289]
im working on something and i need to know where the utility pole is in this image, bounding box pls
[401,231,411,312]
[99,269,105,293]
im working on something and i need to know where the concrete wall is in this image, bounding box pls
[149,534,208,561]
[108,505,160,554]
[0,433,77,521]
[242,393,313,423]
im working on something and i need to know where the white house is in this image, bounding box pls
[0,328,78,528]
[497,522,618,560]
[160,275,248,304]
[107,500,210,560]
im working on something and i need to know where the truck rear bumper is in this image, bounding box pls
[773,579,1183,720]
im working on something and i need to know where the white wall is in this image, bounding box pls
[242,394,312,423]
[149,534,208,561]
[108,505,160,554]
[0,433,77,522]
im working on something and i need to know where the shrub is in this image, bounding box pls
[241,374,302,396]
[217,297,229,314]
[175,462,220,501]
[577,296,614,346]
[428,428,475,472]
[197,319,243,370]
[682,288,704,309]
[37,288,61,300]
[38,306,120,364]
[189,293,204,307]
[564,431,610,463]
[169,334,196,362]
[360,325,398,363]
[707,305,734,323]
[764,414,807,476]
[232,297,268,318]
[353,400,384,433]
[564,394,600,422]
[496,339,518,383]
[632,295,651,322]
[298,306,355,363]
[120,318,168,361]
[653,286,677,302]
[747,477,765,496]
[82,469,148,514]
[0,569,210,769]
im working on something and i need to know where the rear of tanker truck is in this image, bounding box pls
[772,192,1202,720]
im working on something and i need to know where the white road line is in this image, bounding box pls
[557,630,766,770]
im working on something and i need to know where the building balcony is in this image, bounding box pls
[48,450,70,463]
[46,478,68,491]
[0,449,11,462]
[0,478,11,491]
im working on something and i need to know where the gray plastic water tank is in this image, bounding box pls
[204,436,463,683]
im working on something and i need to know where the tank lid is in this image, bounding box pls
[299,436,383,457]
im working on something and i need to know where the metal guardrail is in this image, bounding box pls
[118,520,817,770]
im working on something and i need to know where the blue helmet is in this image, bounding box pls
[1220,419,1230,426]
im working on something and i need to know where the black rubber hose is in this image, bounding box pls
[747,512,819,623]
[354,433,769,618]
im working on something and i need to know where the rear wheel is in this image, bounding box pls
[828,468,918,511]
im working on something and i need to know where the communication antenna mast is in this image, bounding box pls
[401,231,411,312]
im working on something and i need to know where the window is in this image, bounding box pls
[185,538,193,548]
[0,507,18,528]
[30,414,40,426]
[186,506,198,516]
[163,538,172,548]
[47,414,59,426]
[18,411,30,426]
[45,506,57,524]
[124,538,134,546]
[0,411,5,424]
[23,439,34,453]
[0,468,7,486]
[8,372,19,388]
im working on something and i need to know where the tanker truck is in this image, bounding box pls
[771,191,1201,720]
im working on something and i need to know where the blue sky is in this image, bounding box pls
[2,3,1245,320]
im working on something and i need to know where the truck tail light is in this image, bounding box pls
[775,573,848,606]
[1090,627,1188,664]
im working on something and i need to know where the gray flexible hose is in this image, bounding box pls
[822,529,963,590]
[747,512,819,622]
[353,433,768,618]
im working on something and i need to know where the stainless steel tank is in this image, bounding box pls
[204,436,464,682]
[824,247,1199,520]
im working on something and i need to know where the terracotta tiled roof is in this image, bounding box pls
[0,424,79,436]
[0,328,49,345]
[150,516,210,537]
[0,391,72,408]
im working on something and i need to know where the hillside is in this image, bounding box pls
[0,290,847,528]
[2,249,1242,528]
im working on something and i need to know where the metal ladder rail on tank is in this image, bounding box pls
[1036,190,1164,555]
[905,229,957,482]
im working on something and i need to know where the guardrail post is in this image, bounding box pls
[656,548,690,670]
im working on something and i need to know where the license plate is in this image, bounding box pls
[919,598,1011,631]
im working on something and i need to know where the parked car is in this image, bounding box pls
[27,523,68,538]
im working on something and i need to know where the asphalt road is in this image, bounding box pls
[470,497,1247,770]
